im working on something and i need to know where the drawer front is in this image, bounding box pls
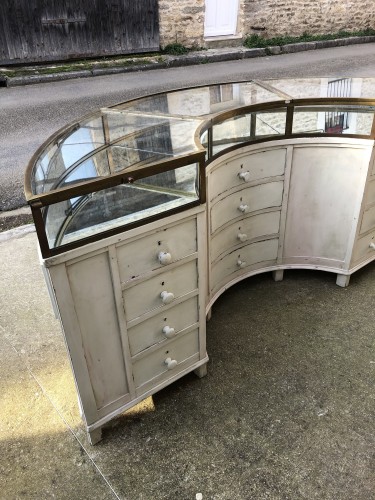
[208,148,286,201]
[352,230,375,263]
[123,259,198,321]
[117,218,197,283]
[210,211,281,262]
[210,181,284,234]
[132,329,200,388]
[360,205,375,235]
[128,296,199,356]
[365,179,375,206]
[211,238,279,289]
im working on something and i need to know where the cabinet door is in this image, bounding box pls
[283,146,369,268]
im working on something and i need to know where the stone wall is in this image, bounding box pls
[158,0,375,49]
[158,0,205,48]
[243,0,375,38]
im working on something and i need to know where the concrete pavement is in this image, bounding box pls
[1,227,375,499]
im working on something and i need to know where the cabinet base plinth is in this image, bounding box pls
[88,427,102,445]
[272,270,284,282]
[194,364,208,378]
[336,273,351,288]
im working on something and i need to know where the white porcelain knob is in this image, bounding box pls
[369,242,375,250]
[158,251,172,265]
[162,326,176,338]
[237,259,246,269]
[237,232,248,242]
[160,291,175,305]
[238,171,250,182]
[165,357,178,370]
[238,204,249,213]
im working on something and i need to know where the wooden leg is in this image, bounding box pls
[272,270,284,282]
[88,427,102,445]
[194,364,207,378]
[336,273,350,288]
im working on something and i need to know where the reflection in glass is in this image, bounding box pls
[32,117,106,195]
[292,106,375,135]
[211,110,286,156]
[44,163,200,248]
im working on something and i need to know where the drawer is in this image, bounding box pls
[352,230,375,263]
[132,329,200,388]
[360,205,375,235]
[123,259,198,321]
[210,181,284,234]
[210,211,281,262]
[208,147,286,201]
[365,179,375,206]
[211,238,279,289]
[128,296,199,355]
[116,218,197,282]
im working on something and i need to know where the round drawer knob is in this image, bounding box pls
[237,232,248,242]
[237,259,246,269]
[158,251,172,265]
[165,357,178,370]
[162,326,176,338]
[238,171,250,182]
[369,242,375,250]
[160,291,175,305]
[238,204,249,213]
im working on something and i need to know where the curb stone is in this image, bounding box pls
[1,36,374,87]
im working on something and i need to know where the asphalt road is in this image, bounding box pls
[1,43,375,211]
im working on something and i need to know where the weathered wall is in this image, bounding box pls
[243,0,375,38]
[158,0,205,48]
[159,0,375,49]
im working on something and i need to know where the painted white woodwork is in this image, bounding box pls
[123,259,198,321]
[283,145,370,269]
[272,270,284,282]
[42,138,375,444]
[43,206,208,443]
[210,181,284,233]
[206,138,375,305]
[208,147,286,201]
[132,329,199,388]
[127,296,198,355]
[116,217,197,283]
[211,238,279,292]
[210,211,280,262]
[204,0,239,37]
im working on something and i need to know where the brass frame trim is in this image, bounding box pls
[24,79,375,259]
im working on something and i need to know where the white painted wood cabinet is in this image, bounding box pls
[43,206,208,444]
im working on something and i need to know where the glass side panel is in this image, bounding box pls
[32,117,106,195]
[44,163,199,249]
[211,109,286,156]
[292,106,375,135]
[32,115,201,194]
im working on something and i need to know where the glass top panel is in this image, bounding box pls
[44,163,199,249]
[28,79,375,198]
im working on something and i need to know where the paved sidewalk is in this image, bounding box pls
[1,35,374,87]
[1,226,375,499]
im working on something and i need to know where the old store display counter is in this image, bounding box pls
[25,79,375,443]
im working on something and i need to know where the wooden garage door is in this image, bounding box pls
[0,0,159,64]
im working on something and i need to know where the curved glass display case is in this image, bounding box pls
[25,79,375,258]
[25,78,375,444]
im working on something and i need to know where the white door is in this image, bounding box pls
[204,0,239,37]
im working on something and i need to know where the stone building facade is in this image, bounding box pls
[158,0,375,49]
